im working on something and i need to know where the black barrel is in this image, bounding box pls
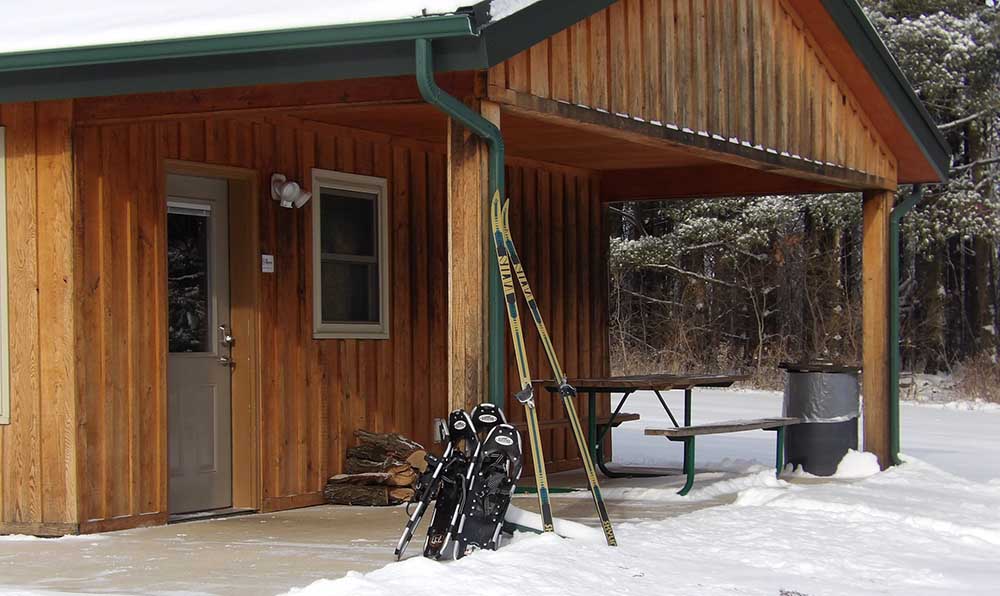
[780,362,861,476]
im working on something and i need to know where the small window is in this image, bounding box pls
[0,127,9,424]
[311,169,389,339]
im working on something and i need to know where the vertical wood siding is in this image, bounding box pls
[69,115,609,526]
[0,102,78,535]
[489,0,897,181]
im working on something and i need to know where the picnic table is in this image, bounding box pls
[538,373,749,480]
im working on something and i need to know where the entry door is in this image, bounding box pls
[167,174,233,514]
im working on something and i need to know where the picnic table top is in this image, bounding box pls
[535,373,749,393]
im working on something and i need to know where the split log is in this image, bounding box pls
[406,450,429,473]
[327,472,393,486]
[329,469,417,488]
[348,430,423,463]
[390,488,415,502]
[345,458,411,475]
[324,484,415,506]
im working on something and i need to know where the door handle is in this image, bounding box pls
[218,324,234,347]
[218,356,236,368]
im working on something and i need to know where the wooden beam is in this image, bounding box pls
[74,73,476,124]
[445,100,495,412]
[601,164,850,201]
[487,85,896,191]
[862,189,892,468]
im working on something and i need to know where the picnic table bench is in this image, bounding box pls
[537,373,771,493]
[646,417,799,495]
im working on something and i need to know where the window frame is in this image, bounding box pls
[311,168,390,340]
[0,127,9,424]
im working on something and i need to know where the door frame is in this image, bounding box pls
[163,159,262,511]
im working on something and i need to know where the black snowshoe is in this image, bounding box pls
[452,423,523,558]
[394,410,478,560]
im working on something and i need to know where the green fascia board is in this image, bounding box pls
[0,38,487,103]
[821,0,951,182]
[0,16,474,73]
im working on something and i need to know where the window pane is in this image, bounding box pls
[321,261,379,324]
[168,212,211,352]
[320,190,375,257]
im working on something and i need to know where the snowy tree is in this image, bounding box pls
[609,1,1000,382]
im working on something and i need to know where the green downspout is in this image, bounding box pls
[415,38,506,406]
[889,184,924,466]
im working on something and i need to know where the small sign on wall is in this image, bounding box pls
[261,254,274,273]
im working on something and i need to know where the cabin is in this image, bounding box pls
[0,0,947,536]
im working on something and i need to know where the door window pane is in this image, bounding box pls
[168,211,211,352]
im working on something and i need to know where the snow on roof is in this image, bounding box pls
[0,0,540,56]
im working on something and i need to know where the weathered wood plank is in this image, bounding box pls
[36,101,78,525]
[3,103,41,524]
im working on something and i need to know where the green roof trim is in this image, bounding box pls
[0,15,474,73]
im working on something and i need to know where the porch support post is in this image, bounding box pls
[446,99,500,411]
[862,189,893,468]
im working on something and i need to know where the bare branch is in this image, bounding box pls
[952,156,1000,172]
[938,106,1000,131]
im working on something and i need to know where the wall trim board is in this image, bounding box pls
[0,520,79,537]
[261,492,325,513]
[78,512,168,534]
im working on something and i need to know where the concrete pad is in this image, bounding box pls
[0,470,740,596]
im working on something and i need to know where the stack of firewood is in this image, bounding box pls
[323,430,428,506]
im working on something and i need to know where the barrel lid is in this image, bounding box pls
[779,361,861,374]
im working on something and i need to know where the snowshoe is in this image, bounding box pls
[452,424,523,558]
[394,410,478,560]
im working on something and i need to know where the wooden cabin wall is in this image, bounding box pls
[0,101,78,536]
[71,111,609,527]
[503,160,611,472]
[72,116,452,522]
[489,0,897,181]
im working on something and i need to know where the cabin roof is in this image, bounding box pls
[0,1,539,55]
[0,0,948,184]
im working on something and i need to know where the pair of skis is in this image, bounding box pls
[395,404,522,560]
[489,191,618,547]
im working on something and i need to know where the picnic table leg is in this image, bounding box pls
[588,392,598,466]
[682,388,693,472]
[678,437,696,496]
[775,426,786,477]
[653,390,680,427]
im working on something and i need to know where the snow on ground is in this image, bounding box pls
[0,1,541,55]
[289,389,1000,595]
[291,456,1000,596]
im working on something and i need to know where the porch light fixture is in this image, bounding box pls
[270,173,312,208]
